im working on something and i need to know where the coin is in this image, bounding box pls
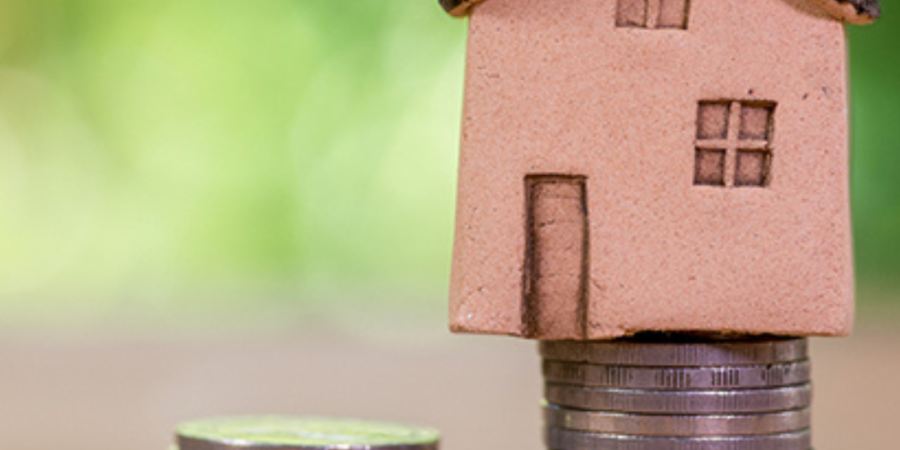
[540,337,807,367]
[544,383,812,414]
[543,403,810,436]
[176,416,440,450]
[546,427,811,450]
[543,359,811,390]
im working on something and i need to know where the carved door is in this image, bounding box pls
[523,175,589,339]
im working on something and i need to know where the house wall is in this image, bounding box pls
[448,0,853,339]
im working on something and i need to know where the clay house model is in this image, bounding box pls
[442,0,881,340]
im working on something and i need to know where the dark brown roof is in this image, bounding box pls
[439,0,881,24]
[439,0,485,17]
[846,0,882,18]
[834,0,881,23]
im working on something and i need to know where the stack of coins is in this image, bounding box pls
[175,416,441,450]
[540,335,812,450]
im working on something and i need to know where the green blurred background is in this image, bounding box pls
[0,3,897,450]
[0,0,896,329]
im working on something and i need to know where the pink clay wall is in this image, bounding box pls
[448,0,854,339]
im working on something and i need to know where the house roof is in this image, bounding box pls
[814,0,881,24]
[439,0,881,24]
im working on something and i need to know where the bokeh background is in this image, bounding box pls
[0,1,897,449]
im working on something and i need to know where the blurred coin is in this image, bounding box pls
[540,338,807,367]
[543,403,810,436]
[177,416,440,450]
[543,359,811,390]
[546,427,810,450]
[545,383,811,414]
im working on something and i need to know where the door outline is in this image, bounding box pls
[522,174,589,339]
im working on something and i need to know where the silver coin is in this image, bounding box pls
[545,383,812,414]
[546,427,811,450]
[540,338,807,367]
[543,403,810,436]
[177,416,440,450]
[543,359,811,390]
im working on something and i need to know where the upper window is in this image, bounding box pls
[617,0,691,30]
[694,100,776,188]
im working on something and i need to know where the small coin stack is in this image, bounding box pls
[175,416,441,450]
[540,335,812,450]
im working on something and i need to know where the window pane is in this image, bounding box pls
[697,102,730,140]
[617,0,648,27]
[735,150,772,187]
[694,149,726,186]
[740,102,775,141]
[658,0,689,29]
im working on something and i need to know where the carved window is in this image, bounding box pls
[694,100,775,188]
[617,0,690,30]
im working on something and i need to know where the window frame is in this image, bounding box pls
[694,100,776,188]
[616,0,691,30]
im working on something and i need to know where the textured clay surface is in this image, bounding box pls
[448,0,855,339]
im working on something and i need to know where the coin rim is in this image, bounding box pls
[178,436,440,450]
[540,338,808,367]
[543,403,811,436]
[545,427,812,450]
[542,359,812,390]
[544,383,813,414]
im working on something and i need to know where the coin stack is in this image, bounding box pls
[175,416,441,450]
[539,335,812,450]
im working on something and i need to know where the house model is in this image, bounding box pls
[442,0,881,340]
